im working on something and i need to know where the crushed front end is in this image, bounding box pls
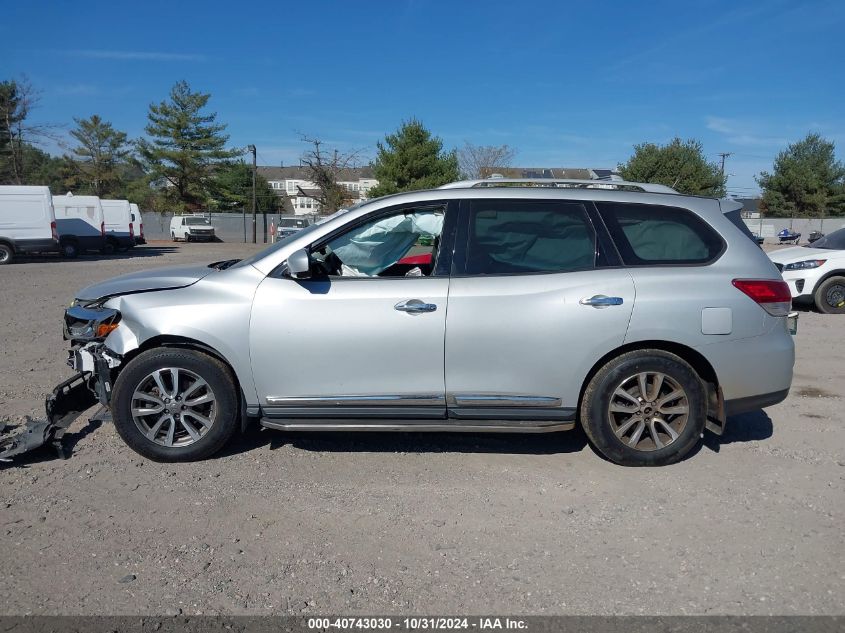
[0,303,124,461]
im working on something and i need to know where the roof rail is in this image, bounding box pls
[438,178,678,194]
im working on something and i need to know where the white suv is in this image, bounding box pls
[769,227,845,313]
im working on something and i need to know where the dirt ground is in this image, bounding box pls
[0,242,843,616]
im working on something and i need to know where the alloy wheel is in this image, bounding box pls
[130,367,216,448]
[607,371,689,452]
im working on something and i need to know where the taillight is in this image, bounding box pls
[140,223,144,238]
[732,279,792,316]
[50,220,58,242]
[100,221,106,237]
[129,222,134,238]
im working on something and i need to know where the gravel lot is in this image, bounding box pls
[1,242,843,616]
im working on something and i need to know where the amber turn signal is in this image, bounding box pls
[96,322,120,338]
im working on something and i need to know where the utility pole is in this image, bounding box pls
[247,144,257,243]
[717,152,733,176]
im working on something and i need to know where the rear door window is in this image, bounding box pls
[464,200,596,275]
[596,202,724,265]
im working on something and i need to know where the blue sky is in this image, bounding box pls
[2,0,843,195]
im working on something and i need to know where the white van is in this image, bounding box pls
[170,214,215,241]
[0,185,60,264]
[100,199,135,251]
[52,193,107,257]
[130,203,145,244]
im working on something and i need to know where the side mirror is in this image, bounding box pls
[285,248,311,279]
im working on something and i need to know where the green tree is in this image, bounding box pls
[757,133,845,218]
[619,138,726,197]
[209,161,280,212]
[368,119,460,197]
[0,79,35,184]
[65,115,132,197]
[137,80,239,211]
[23,144,73,190]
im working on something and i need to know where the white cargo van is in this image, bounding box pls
[100,199,135,251]
[52,193,107,257]
[130,203,145,244]
[0,185,60,264]
[170,214,215,241]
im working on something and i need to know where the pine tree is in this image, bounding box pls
[137,80,239,210]
[619,138,726,197]
[368,119,460,198]
[66,115,132,197]
[757,133,845,218]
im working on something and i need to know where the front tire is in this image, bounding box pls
[111,348,239,462]
[580,350,707,466]
[0,243,13,265]
[814,276,845,314]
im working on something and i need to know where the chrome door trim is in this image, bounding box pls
[263,406,447,419]
[265,394,446,406]
[260,419,575,433]
[450,394,563,407]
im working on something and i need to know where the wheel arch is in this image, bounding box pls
[118,335,251,432]
[578,339,723,431]
[811,269,845,294]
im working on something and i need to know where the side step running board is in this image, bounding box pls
[260,418,575,433]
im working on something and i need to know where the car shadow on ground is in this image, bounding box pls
[219,423,592,458]
[13,246,180,264]
[223,410,774,462]
[700,409,773,454]
[1,410,775,468]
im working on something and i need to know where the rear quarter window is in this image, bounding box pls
[596,202,724,266]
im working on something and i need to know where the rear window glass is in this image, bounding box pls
[596,202,723,265]
[466,200,596,275]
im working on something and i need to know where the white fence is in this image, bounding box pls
[743,217,845,242]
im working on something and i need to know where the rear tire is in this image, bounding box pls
[580,350,707,466]
[61,239,79,258]
[0,243,13,265]
[814,276,845,314]
[111,348,240,462]
[101,239,116,255]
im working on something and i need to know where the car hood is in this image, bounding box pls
[768,246,832,264]
[75,264,216,302]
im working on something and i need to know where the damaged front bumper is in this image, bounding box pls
[67,342,122,404]
[0,373,99,461]
[0,306,125,462]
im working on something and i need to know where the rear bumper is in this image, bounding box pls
[725,388,790,416]
[698,326,795,402]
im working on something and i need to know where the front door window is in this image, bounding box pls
[311,207,445,278]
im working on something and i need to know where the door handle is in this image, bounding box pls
[580,295,624,308]
[395,299,437,314]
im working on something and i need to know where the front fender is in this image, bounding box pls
[99,266,264,406]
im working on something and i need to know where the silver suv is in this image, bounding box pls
[58,179,796,466]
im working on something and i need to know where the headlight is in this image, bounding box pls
[783,259,826,271]
[64,305,121,342]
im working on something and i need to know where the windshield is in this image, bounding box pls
[185,217,210,226]
[807,227,845,250]
[233,223,324,269]
[279,218,309,228]
[232,203,368,270]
